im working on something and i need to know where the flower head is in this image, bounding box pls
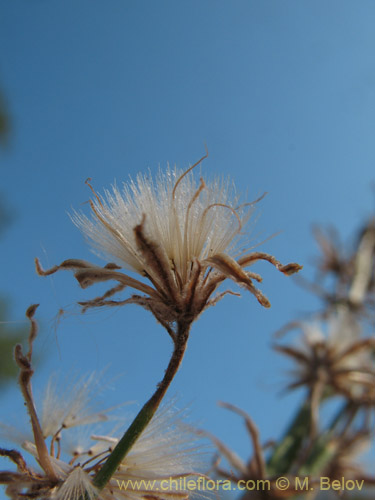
[36,154,301,331]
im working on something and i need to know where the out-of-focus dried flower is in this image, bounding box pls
[275,314,375,407]
[312,226,354,282]
[200,402,301,500]
[297,221,375,319]
[323,431,375,486]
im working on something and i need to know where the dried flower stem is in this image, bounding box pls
[92,321,191,489]
[14,305,58,482]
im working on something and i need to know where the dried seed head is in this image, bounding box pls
[275,314,375,405]
[37,155,301,330]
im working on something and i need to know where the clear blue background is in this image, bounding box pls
[1,0,375,493]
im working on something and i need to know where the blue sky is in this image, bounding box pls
[1,0,375,493]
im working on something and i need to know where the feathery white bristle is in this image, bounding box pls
[72,166,253,281]
[53,467,98,500]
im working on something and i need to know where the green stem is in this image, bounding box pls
[267,398,311,476]
[92,321,190,490]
